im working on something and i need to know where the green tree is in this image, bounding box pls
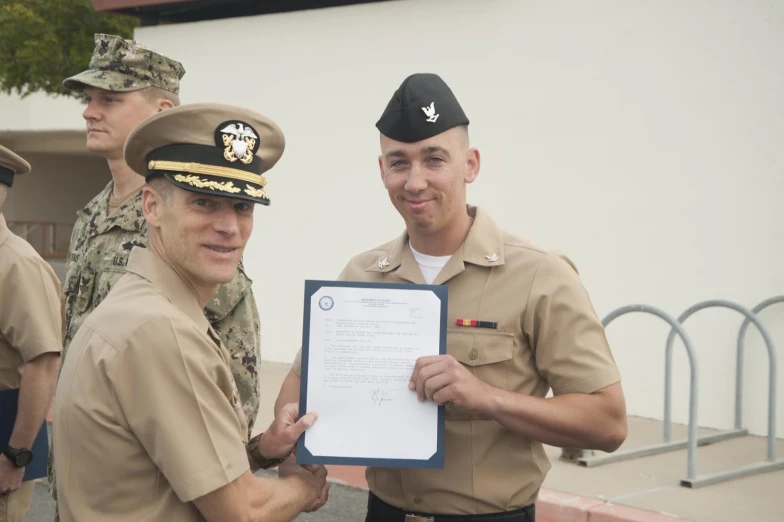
[0,0,138,98]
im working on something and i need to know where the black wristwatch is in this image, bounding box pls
[247,433,285,470]
[3,445,33,468]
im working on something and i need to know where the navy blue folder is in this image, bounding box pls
[296,280,447,469]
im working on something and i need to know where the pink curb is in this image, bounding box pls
[536,489,605,522]
[588,502,685,522]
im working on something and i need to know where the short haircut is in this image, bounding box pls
[146,176,175,204]
[139,86,181,107]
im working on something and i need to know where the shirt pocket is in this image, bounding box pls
[446,329,515,420]
[66,269,95,315]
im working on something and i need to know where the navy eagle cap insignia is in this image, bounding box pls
[216,121,260,165]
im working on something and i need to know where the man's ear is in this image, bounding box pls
[378,155,386,186]
[142,186,163,227]
[464,148,481,184]
[157,98,174,112]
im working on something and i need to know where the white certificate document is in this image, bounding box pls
[296,280,447,468]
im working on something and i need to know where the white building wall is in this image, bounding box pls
[0,92,84,130]
[134,0,784,438]
[2,0,782,438]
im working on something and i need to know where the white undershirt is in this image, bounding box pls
[409,241,451,284]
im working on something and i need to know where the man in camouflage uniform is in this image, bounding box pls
[49,34,262,518]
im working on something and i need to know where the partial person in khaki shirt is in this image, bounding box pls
[0,146,62,522]
[53,104,328,522]
[275,73,628,521]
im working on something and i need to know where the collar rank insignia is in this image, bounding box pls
[485,253,499,262]
[421,101,439,123]
[218,122,260,165]
[378,257,390,269]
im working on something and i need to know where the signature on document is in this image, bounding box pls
[370,387,402,406]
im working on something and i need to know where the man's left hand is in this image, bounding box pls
[409,355,495,413]
[0,454,24,495]
[259,403,318,460]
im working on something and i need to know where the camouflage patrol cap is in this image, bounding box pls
[0,144,31,187]
[63,34,185,94]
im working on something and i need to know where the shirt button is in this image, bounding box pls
[413,496,422,505]
[469,350,478,360]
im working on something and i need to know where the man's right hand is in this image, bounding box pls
[278,458,329,512]
[0,454,25,495]
[259,403,318,460]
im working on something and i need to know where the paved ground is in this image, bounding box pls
[25,483,55,522]
[24,470,369,522]
[540,418,784,522]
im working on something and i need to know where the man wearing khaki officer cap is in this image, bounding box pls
[52,33,265,519]
[53,103,327,522]
[0,146,62,522]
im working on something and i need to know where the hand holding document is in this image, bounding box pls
[296,281,447,468]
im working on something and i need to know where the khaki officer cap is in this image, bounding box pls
[63,33,185,94]
[0,144,32,187]
[124,103,285,205]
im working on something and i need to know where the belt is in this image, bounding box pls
[366,492,535,522]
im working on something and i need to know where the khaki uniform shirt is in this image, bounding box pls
[0,214,62,392]
[53,247,250,522]
[62,181,261,425]
[293,206,621,514]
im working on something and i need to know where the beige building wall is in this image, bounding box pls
[0,93,105,282]
[0,152,109,281]
[1,154,108,223]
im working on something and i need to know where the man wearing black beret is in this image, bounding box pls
[277,73,627,521]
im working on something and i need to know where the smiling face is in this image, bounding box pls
[81,87,170,160]
[142,180,254,297]
[378,126,479,236]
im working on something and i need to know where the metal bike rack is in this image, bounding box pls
[661,304,751,456]
[662,300,783,488]
[577,304,701,484]
[735,296,784,431]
